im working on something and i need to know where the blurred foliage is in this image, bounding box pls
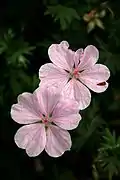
[0,29,35,67]
[1,0,120,180]
[93,128,120,179]
[73,99,106,151]
[45,5,80,30]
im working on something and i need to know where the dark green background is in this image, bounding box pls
[1,0,120,179]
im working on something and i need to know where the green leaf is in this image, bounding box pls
[99,10,106,18]
[45,5,80,30]
[87,21,95,33]
[0,29,35,67]
[6,39,35,67]
[95,19,105,29]
[95,128,120,179]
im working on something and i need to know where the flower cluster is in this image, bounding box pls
[11,41,110,157]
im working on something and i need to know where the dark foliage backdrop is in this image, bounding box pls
[0,0,120,179]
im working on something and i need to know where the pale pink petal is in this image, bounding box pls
[60,41,69,48]
[45,125,71,157]
[78,45,99,70]
[74,48,83,68]
[53,98,80,116]
[14,124,46,157]
[62,79,91,110]
[35,86,60,116]
[52,114,81,130]
[52,99,81,130]
[39,63,69,89]
[39,79,67,93]
[33,88,47,116]
[79,64,110,93]
[11,93,42,124]
[48,41,74,71]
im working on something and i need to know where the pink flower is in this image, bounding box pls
[11,86,81,157]
[39,41,110,110]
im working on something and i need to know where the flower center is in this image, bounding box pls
[42,119,48,124]
[73,68,79,76]
[69,68,79,79]
[41,116,51,126]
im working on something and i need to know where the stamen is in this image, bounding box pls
[41,115,52,127]
[43,119,48,123]
[73,68,79,76]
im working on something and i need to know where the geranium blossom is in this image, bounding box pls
[39,41,110,110]
[11,87,81,157]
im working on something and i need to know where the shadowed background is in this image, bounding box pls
[0,0,120,179]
